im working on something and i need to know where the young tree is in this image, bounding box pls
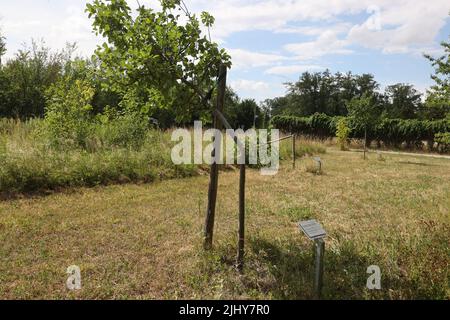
[347,93,381,158]
[86,0,231,123]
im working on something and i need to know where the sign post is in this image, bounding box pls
[313,157,322,174]
[299,219,327,299]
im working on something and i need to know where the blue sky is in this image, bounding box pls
[1,0,449,102]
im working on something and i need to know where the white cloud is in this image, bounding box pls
[2,0,448,61]
[284,31,353,60]
[227,48,286,69]
[347,1,450,54]
[265,64,323,75]
[196,0,450,56]
[230,79,270,92]
[1,1,99,60]
[273,23,352,36]
[201,0,371,38]
[229,79,286,101]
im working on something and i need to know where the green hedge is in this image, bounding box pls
[271,114,450,147]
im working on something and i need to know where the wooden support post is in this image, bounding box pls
[214,108,247,269]
[364,127,367,160]
[237,163,246,271]
[314,238,325,299]
[204,65,227,250]
[292,134,296,169]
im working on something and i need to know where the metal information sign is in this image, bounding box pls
[299,219,326,240]
[298,219,327,299]
[312,157,323,173]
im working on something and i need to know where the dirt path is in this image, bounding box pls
[349,148,450,160]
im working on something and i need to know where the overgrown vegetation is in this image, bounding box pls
[1,119,321,195]
[0,119,197,195]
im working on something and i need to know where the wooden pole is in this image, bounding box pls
[364,127,367,160]
[292,134,296,169]
[237,163,246,271]
[204,65,227,250]
[213,108,247,269]
[314,238,325,299]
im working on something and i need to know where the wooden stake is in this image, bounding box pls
[292,134,296,169]
[204,65,227,250]
[364,127,367,160]
[237,163,246,271]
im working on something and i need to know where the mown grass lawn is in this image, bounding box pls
[0,148,449,300]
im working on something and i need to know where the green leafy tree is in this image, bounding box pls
[223,89,262,129]
[384,84,422,119]
[283,70,380,117]
[0,40,73,119]
[347,93,381,128]
[85,0,231,123]
[0,29,6,67]
[424,32,450,120]
[347,93,381,155]
[422,92,450,120]
[234,99,261,130]
[262,96,291,117]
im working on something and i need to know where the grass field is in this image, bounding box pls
[0,146,449,300]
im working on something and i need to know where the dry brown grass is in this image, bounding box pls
[0,147,449,299]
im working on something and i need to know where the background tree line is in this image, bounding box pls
[263,70,449,122]
[0,37,259,129]
[0,5,448,133]
[268,34,450,151]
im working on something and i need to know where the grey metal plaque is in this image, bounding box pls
[299,220,326,240]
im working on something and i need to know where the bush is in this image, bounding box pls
[435,132,450,153]
[336,118,350,151]
[44,79,95,148]
[94,110,149,150]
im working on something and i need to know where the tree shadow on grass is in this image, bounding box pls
[397,161,438,167]
[246,237,378,300]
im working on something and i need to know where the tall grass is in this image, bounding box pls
[0,119,197,195]
[279,136,327,160]
[0,120,327,195]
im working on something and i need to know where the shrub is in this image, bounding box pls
[94,110,149,150]
[44,79,95,148]
[435,132,450,153]
[336,118,351,151]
